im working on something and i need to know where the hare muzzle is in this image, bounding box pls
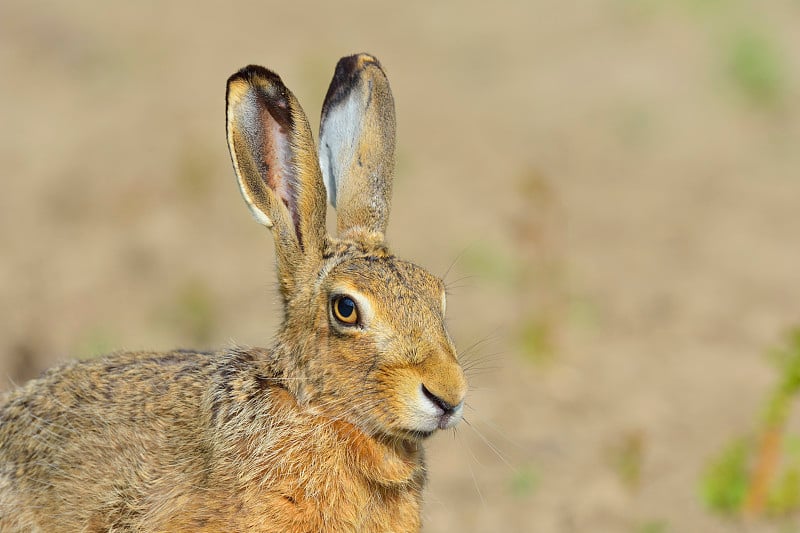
[408,348,467,435]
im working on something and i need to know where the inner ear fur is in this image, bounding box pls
[226,65,328,296]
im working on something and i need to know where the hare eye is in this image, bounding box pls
[332,295,358,325]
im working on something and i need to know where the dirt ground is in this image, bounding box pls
[2,1,800,531]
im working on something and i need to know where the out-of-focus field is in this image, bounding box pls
[2,1,800,531]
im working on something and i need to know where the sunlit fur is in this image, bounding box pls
[0,54,467,532]
[286,237,466,442]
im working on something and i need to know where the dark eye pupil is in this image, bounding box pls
[337,297,355,318]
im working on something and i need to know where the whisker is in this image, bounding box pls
[443,276,478,292]
[441,243,477,283]
[456,427,487,508]
[462,416,515,472]
[461,410,525,453]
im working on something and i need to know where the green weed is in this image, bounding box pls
[608,430,646,491]
[163,279,217,346]
[509,169,567,366]
[769,467,800,515]
[459,168,574,367]
[73,326,119,359]
[461,243,519,287]
[633,0,791,111]
[724,28,787,109]
[636,520,669,533]
[517,316,555,364]
[701,437,750,513]
[700,329,800,518]
[509,463,539,498]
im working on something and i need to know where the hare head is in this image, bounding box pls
[226,54,467,442]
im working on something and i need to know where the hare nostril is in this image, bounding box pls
[421,384,455,414]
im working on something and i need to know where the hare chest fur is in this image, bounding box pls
[1,350,424,532]
[0,54,467,532]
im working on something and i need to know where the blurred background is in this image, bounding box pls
[2,0,799,531]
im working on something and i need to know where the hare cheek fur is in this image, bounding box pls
[312,259,466,441]
[0,53,467,532]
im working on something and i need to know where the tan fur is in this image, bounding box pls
[319,54,396,236]
[0,54,466,532]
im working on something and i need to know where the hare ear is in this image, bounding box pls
[226,66,327,295]
[319,54,396,237]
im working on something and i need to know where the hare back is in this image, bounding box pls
[0,349,424,532]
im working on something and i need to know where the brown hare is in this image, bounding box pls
[0,54,467,532]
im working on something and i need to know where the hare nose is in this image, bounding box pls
[421,383,461,414]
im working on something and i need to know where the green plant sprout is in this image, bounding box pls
[460,167,568,366]
[636,519,669,533]
[510,169,565,365]
[701,328,800,518]
[160,279,218,346]
[608,429,646,491]
[509,462,539,499]
[73,326,120,360]
[701,437,750,513]
[725,28,786,109]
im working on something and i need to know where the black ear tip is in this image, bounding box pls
[334,53,384,79]
[226,65,293,127]
[322,54,387,118]
[227,65,285,90]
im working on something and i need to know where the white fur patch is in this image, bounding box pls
[413,384,464,432]
[414,386,442,433]
[319,92,363,207]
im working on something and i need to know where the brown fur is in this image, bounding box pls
[0,54,466,532]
